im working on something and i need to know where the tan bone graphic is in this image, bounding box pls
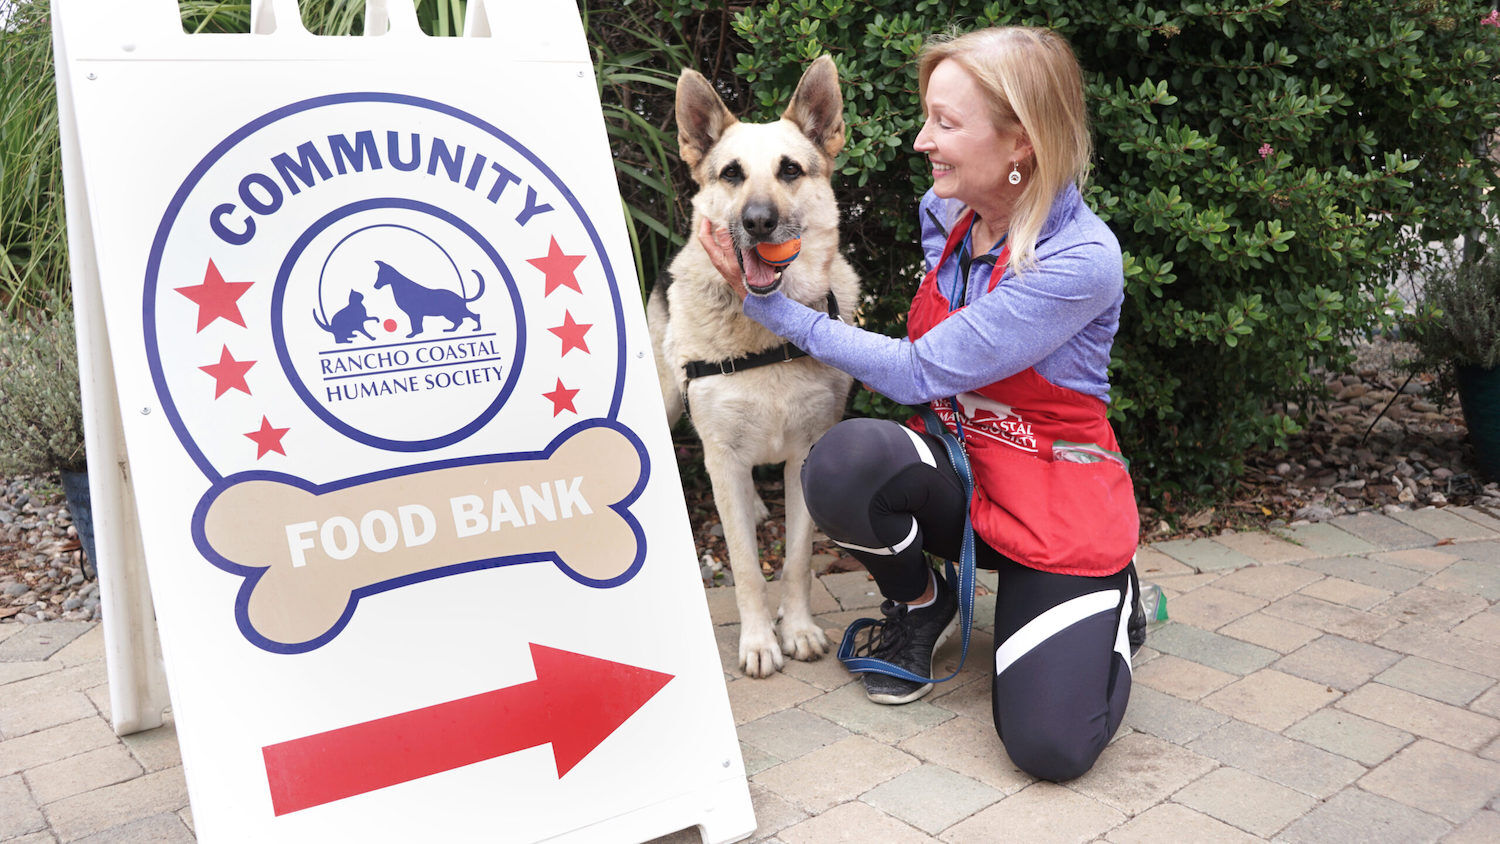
[197,424,645,649]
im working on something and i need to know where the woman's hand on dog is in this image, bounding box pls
[698,219,749,301]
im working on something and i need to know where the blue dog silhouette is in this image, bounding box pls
[372,260,484,338]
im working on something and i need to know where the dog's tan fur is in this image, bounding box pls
[648,57,861,677]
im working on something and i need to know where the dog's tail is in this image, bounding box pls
[462,269,485,302]
[312,308,332,333]
[646,282,683,427]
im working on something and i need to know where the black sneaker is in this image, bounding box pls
[1127,562,1146,656]
[852,573,959,705]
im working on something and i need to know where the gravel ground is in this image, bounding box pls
[0,476,98,624]
[1230,337,1500,527]
[3,336,1497,620]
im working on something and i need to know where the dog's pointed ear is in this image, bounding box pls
[782,55,845,159]
[676,68,737,170]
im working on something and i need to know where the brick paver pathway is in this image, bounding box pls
[3,507,1499,842]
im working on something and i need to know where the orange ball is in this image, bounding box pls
[753,238,802,267]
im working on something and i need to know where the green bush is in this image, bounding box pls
[678,0,1500,501]
[1407,235,1500,398]
[0,0,66,316]
[0,311,84,474]
[578,3,701,291]
[8,0,1499,506]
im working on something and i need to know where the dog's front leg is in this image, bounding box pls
[705,451,783,677]
[778,452,829,661]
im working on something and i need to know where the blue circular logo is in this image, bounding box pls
[143,93,630,483]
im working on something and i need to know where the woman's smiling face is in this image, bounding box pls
[914,59,1027,210]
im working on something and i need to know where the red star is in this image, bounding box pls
[176,259,254,332]
[548,311,593,357]
[199,346,256,398]
[542,379,580,416]
[527,237,586,296]
[245,416,290,459]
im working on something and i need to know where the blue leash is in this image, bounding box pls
[837,404,976,684]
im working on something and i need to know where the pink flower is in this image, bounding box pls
[1484,10,1500,26]
[1258,143,1274,159]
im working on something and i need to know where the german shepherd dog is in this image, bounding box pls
[648,57,860,677]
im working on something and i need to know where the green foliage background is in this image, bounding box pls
[1407,237,1500,392]
[3,0,1498,502]
[0,311,84,474]
[0,0,65,315]
[710,0,1500,501]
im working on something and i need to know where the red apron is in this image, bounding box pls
[908,211,1139,577]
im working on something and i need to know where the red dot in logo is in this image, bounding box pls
[383,319,397,333]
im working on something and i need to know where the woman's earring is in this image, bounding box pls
[1008,163,1022,185]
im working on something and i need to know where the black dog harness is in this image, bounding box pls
[682,292,841,380]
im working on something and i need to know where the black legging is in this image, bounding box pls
[802,417,1135,782]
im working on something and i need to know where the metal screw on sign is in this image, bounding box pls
[86,72,96,80]
[140,407,151,415]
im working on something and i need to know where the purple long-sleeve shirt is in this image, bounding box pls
[742,184,1124,405]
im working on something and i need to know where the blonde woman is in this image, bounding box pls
[701,27,1141,780]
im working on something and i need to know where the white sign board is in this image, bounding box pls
[53,1,753,841]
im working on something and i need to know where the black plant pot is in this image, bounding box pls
[1456,364,1500,482]
[60,470,97,579]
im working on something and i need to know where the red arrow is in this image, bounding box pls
[261,644,673,816]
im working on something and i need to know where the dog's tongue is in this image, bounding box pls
[743,249,779,292]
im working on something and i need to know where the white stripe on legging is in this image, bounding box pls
[1113,575,1135,671]
[901,424,938,468]
[994,589,1121,677]
[833,517,919,556]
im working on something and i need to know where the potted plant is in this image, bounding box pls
[1407,236,1500,481]
[0,311,95,575]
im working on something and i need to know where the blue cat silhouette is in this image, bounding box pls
[313,290,378,343]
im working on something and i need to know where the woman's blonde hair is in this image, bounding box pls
[918,27,1091,276]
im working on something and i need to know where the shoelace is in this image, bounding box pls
[850,600,911,660]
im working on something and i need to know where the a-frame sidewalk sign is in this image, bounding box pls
[51,1,754,840]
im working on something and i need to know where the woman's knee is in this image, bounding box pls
[801,418,908,535]
[999,725,1106,782]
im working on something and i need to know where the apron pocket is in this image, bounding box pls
[969,443,1139,576]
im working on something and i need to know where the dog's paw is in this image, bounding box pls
[779,617,831,662]
[739,624,786,678]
